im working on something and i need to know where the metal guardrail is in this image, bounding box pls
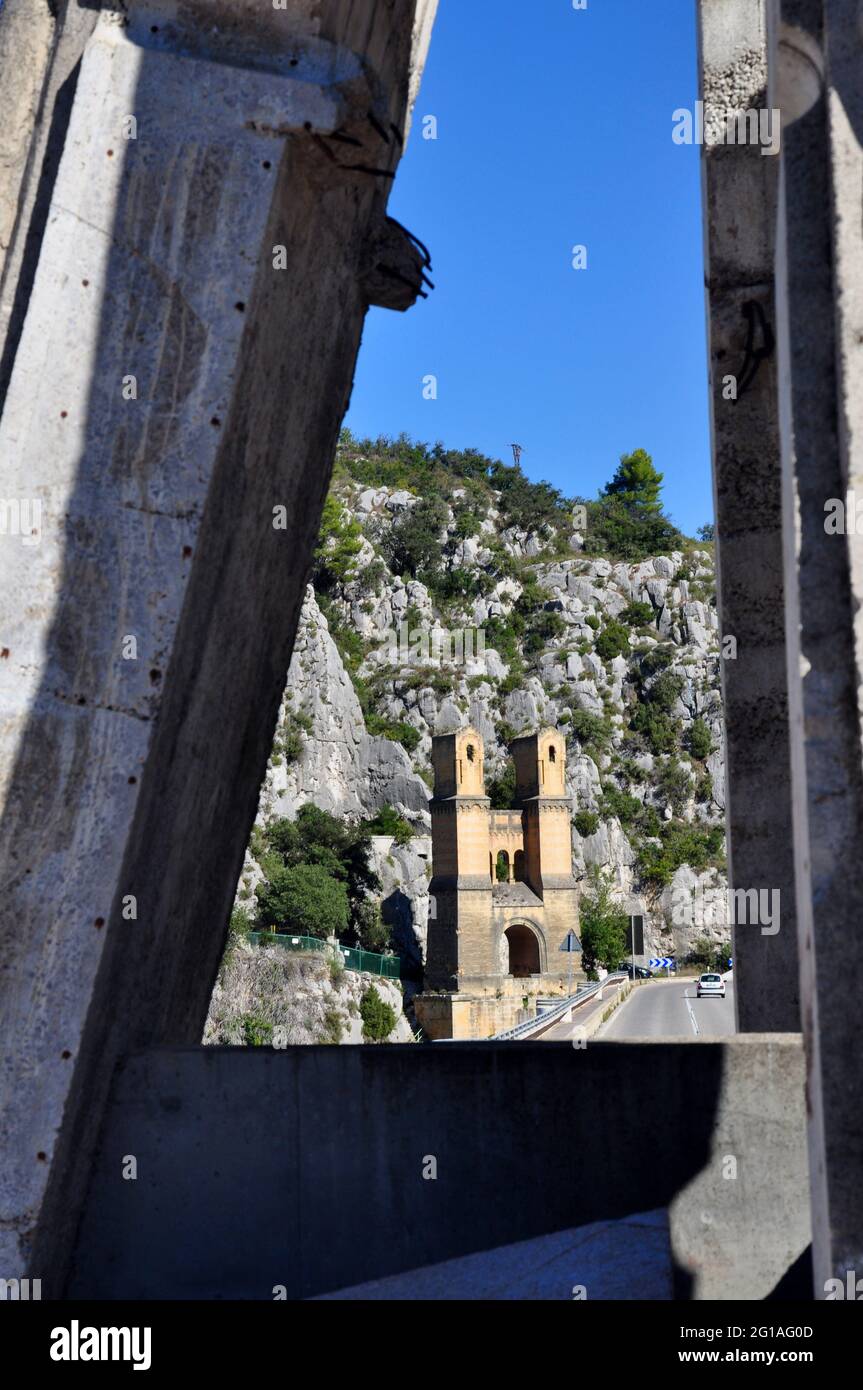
[492,974,627,1041]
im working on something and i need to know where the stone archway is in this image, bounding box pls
[505,924,541,978]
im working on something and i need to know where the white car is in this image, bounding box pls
[697,972,726,1000]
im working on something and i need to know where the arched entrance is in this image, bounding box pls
[506,924,541,978]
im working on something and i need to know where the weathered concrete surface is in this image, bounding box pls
[0,0,103,409]
[0,0,436,1291]
[770,0,863,1294]
[669,1034,808,1298]
[67,1039,808,1300]
[0,0,58,280]
[698,0,800,1032]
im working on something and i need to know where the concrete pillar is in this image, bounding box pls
[698,0,800,1030]
[0,0,102,407]
[0,0,57,285]
[0,0,436,1290]
[769,0,863,1295]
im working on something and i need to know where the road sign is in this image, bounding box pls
[649,957,676,970]
[560,931,581,996]
[728,957,733,967]
[626,915,645,955]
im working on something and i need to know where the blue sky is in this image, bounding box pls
[345,0,713,538]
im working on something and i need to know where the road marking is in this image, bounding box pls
[684,992,700,1038]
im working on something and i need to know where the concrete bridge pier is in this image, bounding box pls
[768,0,863,1296]
[0,0,436,1292]
[698,0,800,1033]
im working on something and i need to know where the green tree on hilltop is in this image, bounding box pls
[604,449,665,515]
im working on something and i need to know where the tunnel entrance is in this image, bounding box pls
[506,924,541,978]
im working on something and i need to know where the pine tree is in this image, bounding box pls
[604,448,664,515]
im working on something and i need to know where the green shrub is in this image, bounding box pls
[498,669,525,698]
[656,761,693,816]
[313,493,364,591]
[579,495,685,563]
[487,759,517,810]
[648,671,685,712]
[360,985,397,1042]
[599,787,642,826]
[637,822,726,887]
[320,1006,344,1045]
[384,495,448,579]
[687,718,713,761]
[364,804,414,845]
[353,899,390,953]
[570,710,611,752]
[574,811,600,837]
[256,863,349,939]
[630,702,678,755]
[365,714,421,753]
[354,557,387,598]
[621,601,654,627]
[242,1014,274,1048]
[637,645,676,678]
[229,905,251,942]
[426,566,484,606]
[484,617,521,665]
[695,770,714,803]
[452,507,482,539]
[595,620,631,662]
[523,609,566,657]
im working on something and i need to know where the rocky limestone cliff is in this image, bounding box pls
[205,940,412,1046]
[233,459,729,972]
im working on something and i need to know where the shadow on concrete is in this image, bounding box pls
[66,1041,728,1299]
[1,9,395,1294]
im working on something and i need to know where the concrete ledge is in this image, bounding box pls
[67,1037,809,1300]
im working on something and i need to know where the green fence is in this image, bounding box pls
[337,945,401,980]
[246,932,401,980]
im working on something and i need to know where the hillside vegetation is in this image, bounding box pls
[214,432,726,1038]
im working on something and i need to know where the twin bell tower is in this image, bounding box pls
[414,727,583,1040]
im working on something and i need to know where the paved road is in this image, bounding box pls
[600,976,736,1040]
[538,978,626,1041]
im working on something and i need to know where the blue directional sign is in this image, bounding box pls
[560,931,582,953]
[649,957,676,970]
[728,957,733,967]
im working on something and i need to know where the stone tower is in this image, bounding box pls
[512,729,578,895]
[511,728,580,947]
[426,728,492,990]
[420,726,582,1037]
